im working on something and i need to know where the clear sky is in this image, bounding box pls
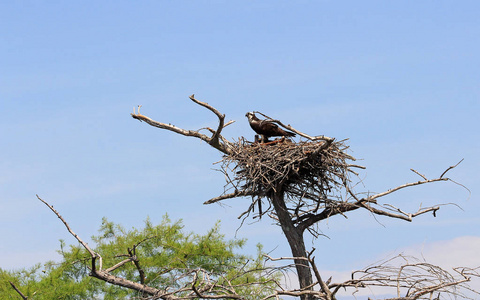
[1,1,479,298]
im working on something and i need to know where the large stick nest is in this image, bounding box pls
[220,138,362,208]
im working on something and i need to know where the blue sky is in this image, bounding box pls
[1,1,479,297]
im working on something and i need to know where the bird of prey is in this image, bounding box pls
[245,112,296,142]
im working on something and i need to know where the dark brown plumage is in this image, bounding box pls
[245,112,295,142]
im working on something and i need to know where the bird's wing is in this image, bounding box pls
[261,121,279,131]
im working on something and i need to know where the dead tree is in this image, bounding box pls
[129,95,473,299]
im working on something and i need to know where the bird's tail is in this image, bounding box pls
[285,131,296,137]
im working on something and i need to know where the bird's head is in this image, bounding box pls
[245,112,255,121]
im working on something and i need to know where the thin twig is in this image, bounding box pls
[440,158,464,178]
[36,195,98,260]
[410,169,428,180]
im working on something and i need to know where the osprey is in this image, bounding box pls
[245,112,296,142]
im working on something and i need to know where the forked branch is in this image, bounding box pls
[334,254,480,300]
[264,251,479,300]
[131,94,234,155]
[298,161,464,230]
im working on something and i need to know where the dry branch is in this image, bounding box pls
[368,178,448,202]
[131,94,234,155]
[440,158,464,179]
[9,281,28,300]
[337,254,480,300]
[263,252,479,300]
[203,190,255,205]
[36,195,98,259]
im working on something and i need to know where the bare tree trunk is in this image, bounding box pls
[271,186,314,300]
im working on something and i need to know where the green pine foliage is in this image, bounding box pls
[0,215,279,299]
